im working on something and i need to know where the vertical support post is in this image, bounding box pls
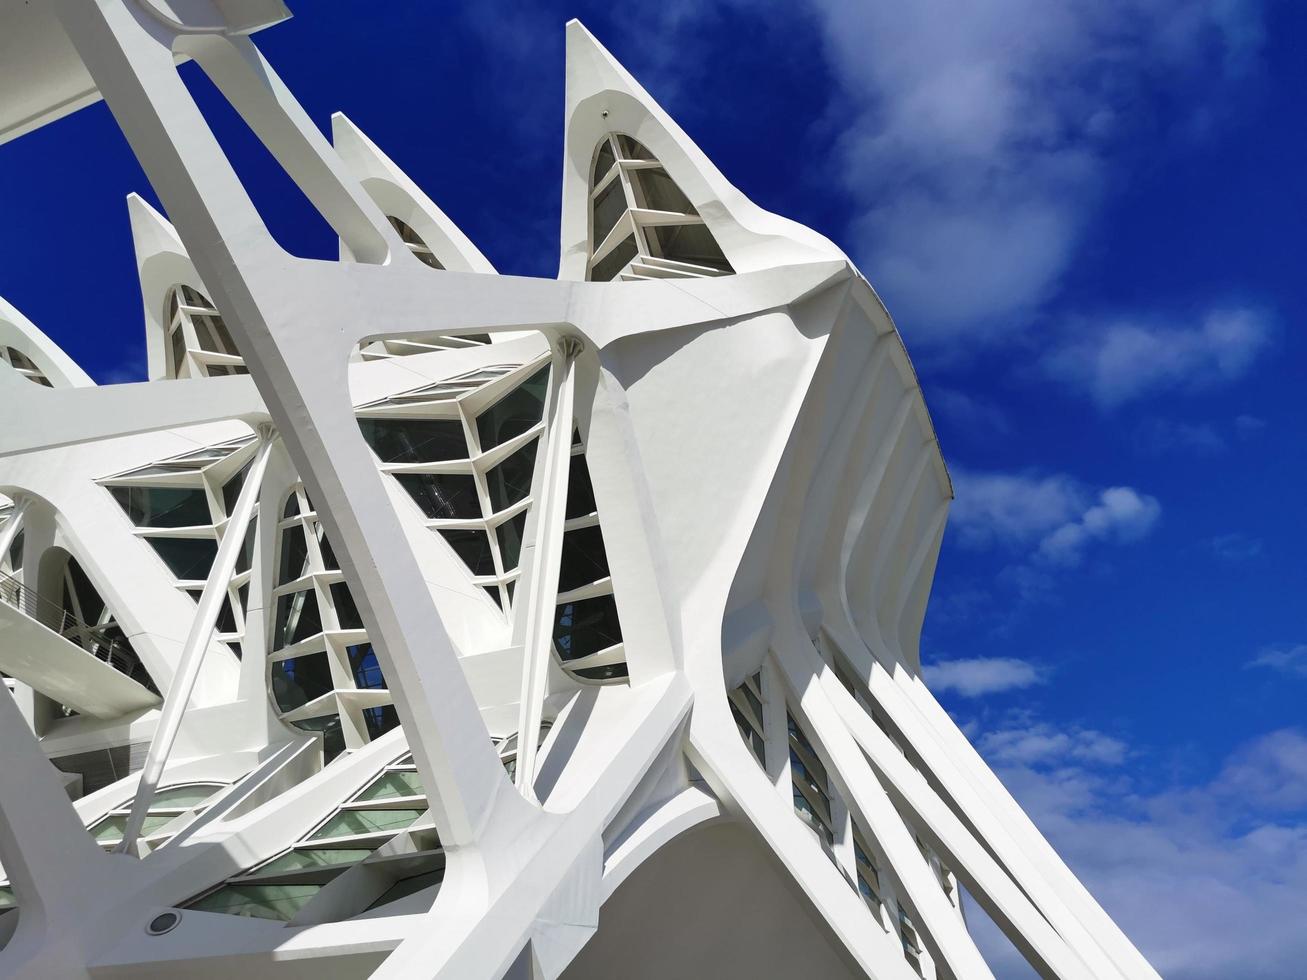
[513,338,582,800]
[116,426,276,854]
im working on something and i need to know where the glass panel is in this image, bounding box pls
[565,454,596,519]
[296,714,346,763]
[648,223,732,271]
[308,807,422,841]
[347,643,386,690]
[363,704,400,740]
[148,537,218,580]
[7,528,24,570]
[437,528,496,576]
[222,460,251,516]
[194,313,238,356]
[633,167,696,215]
[394,473,480,519]
[552,594,622,663]
[359,418,466,463]
[169,325,186,377]
[282,493,300,519]
[475,367,549,450]
[388,216,445,270]
[616,134,654,160]
[591,177,628,247]
[271,652,333,713]
[273,589,323,649]
[277,524,309,585]
[315,524,338,570]
[591,138,616,184]
[485,437,538,513]
[558,525,611,593]
[494,512,528,572]
[366,868,445,910]
[112,486,211,528]
[235,523,256,575]
[215,595,237,633]
[256,847,374,874]
[589,235,638,282]
[0,885,15,910]
[329,582,364,630]
[152,784,223,808]
[572,662,629,682]
[356,770,424,801]
[89,812,175,843]
[189,882,321,921]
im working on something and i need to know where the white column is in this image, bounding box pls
[116,427,276,854]
[513,338,582,799]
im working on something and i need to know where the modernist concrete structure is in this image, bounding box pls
[0,4,1160,979]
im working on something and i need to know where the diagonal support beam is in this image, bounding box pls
[115,426,275,854]
[514,338,583,800]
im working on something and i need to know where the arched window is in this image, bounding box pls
[164,285,248,379]
[268,483,399,763]
[1,347,52,387]
[586,133,732,282]
[387,215,444,270]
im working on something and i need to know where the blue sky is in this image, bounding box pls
[2,2,1304,976]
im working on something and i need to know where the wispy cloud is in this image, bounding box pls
[1134,418,1228,455]
[968,723,1307,979]
[925,656,1048,698]
[1207,532,1264,561]
[796,0,1269,347]
[1247,644,1307,679]
[978,721,1128,767]
[950,468,1160,568]
[1040,307,1273,408]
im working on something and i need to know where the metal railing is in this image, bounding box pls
[0,569,142,679]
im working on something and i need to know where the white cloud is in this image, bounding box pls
[796,0,1268,346]
[950,469,1160,568]
[968,725,1307,979]
[1134,418,1227,455]
[1247,644,1307,679]
[1040,307,1273,408]
[1207,532,1263,561]
[1036,486,1161,566]
[924,656,1047,698]
[977,721,1128,767]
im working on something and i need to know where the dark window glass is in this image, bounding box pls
[363,704,400,740]
[282,493,300,519]
[437,528,495,576]
[572,662,629,682]
[592,139,616,184]
[616,135,654,160]
[359,418,466,464]
[215,595,237,633]
[589,235,638,282]
[475,367,549,451]
[329,581,364,629]
[482,585,503,609]
[591,178,628,248]
[296,714,345,763]
[169,326,186,377]
[273,589,322,650]
[634,167,695,215]
[648,223,732,272]
[366,868,445,911]
[222,460,251,516]
[270,652,333,713]
[278,524,309,585]
[485,437,538,513]
[194,312,238,356]
[558,525,611,593]
[315,523,338,570]
[112,486,211,528]
[235,521,256,575]
[347,643,386,690]
[149,537,218,580]
[552,593,623,663]
[565,454,596,519]
[495,511,528,572]
[388,215,445,270]
[394,473,480,520]
[7,528,23,570]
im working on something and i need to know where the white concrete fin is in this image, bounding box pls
[331,112,496,275]
[560,19,848,281]
[0,294,94,389]
[127,192,206,382]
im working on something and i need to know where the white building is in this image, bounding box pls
[0,4,1160,978]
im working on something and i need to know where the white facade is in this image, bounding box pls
[0,4,1160,979]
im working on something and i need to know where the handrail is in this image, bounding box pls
[0,569,146,683]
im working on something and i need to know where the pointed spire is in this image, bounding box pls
[0,295,95,389]
[331,112,495,275]
[560,21,847,281]
[127,192,208,381]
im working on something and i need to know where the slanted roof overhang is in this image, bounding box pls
[0,0,289,145]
